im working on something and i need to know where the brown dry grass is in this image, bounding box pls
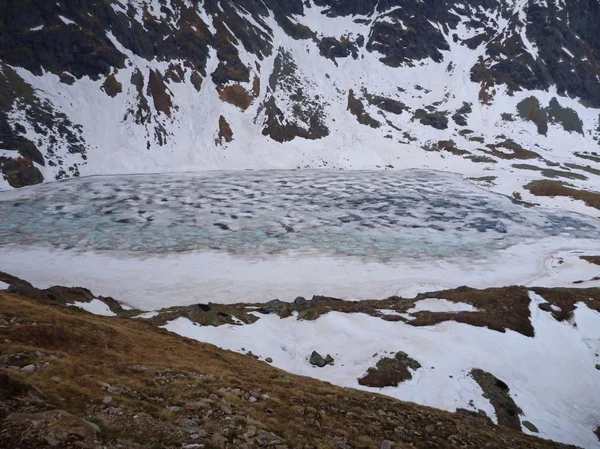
[580,256,600,266]
[218,84,253,111]
[525,180,600,210]
[0,292,573,449]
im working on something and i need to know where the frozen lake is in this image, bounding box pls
[2,169,599,258]
[1,169,600,306]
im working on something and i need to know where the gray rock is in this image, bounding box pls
[596,364,600,370]
[211,433,228,448]
[425,424,435,433]
[220,403,232,415]
[248,396,258,403]
[265,357,273,363]
[325,354,335,365]
[258,299,288,314]
[103,396,113,405]
[538,302,552,312]
[380,441,393,449]
[167,406,181,413]
[294,296,307,306]
[43,436,60,447]
[21,364,35,373]
[310,351,326,367]
[244,426,257,439]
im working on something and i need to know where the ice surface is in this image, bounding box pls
[1,170,600,307]
[2,170,599,257]
[69,299,116,316]
[163,294,600,449]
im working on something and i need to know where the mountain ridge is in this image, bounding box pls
[1,0,600,216]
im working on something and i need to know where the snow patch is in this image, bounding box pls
[69,299,116,316]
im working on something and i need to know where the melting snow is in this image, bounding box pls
[69,299,116,316]
[163,293,600,449]
[134,311,159,319]
[407,298,479,314]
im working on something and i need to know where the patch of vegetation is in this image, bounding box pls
[564,163,600,176]
[467,155,497,164]
[525,180,600,210]
[574,152,600,163]
[511,164,587,180]
[468,176,497,184]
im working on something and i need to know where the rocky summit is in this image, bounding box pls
[0,0,599,211]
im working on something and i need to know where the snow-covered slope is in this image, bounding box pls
[1,0,600,214]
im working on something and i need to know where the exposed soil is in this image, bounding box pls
[218,115,234,144]
[484,140,540,160]
[580,256,600,266]
[218,84,254,111]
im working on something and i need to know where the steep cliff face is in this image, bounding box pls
[1,0,599,194]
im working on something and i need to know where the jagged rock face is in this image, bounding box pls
[0,0,599,190]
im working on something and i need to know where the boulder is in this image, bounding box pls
[309,351,326,367]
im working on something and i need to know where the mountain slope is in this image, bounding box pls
[0,283,578,449]
[1,0,600,214]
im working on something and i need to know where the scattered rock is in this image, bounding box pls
[20,364,35,373]
[380,441,392,449]
[244,426,257,439]
[294,296,307,306]
[265,357,273,363]
[470,369,522,431]
[211,433,228,448]
[248,396,258,403]
[102,396,112,405]
[220,403,232,415]
[309,351,334,367]
[538,303,552,312]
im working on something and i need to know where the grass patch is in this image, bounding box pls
[524,180,600,210]
[512,164,587,180]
